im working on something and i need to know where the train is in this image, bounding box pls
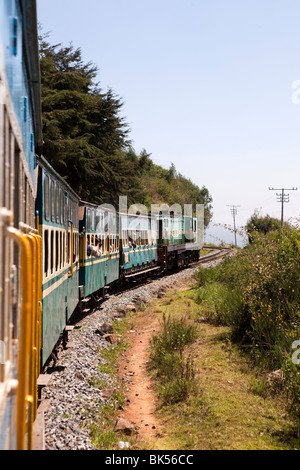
[0,1,202,450]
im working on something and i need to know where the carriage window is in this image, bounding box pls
[50,230,54,273]
[111,236,114,252]
[56,187,60,223]
[121,230,126,247]
[91,210,95,231]
[75,233,78,261]
[62,232,65,267]
[64,195,68,224]
[51,180,55,222]
[67,232,70,264]
[44,230,49,276]
[70,200,74,226]
[60,232,63,268]
[96,212,100,231]
[44,175,49,221]
[60,191,64,225]
[75,201,79,228]
[11,17,18,56]
[55,231,59,271]
[87,209,91,231]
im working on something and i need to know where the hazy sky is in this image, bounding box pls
[37,0,300,231]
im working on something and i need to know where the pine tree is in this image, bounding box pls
[39,34,130,202]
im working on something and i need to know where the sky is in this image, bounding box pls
[37,0,300,244]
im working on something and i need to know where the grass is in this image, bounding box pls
[85,279,300,450]
[137,288,300,450]
[85,310,137,450]
[148,312,198,405]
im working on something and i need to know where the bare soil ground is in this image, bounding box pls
[116,279,198,449]
[117,311,162,445]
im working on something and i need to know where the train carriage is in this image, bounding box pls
[158,215,201,269]
[35,155,80,367]
[120,212,158,277]
[79,202,120,298]
[0,0,43,449]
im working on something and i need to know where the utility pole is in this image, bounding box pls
[227,205,240,246]
[269,187,297,233]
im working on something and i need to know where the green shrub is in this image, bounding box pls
[149,314,197,405]
[158,355,197,405]
[196,228,300,431]
[197,230,300,365]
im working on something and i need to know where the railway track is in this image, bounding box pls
[197,247,234,265]
[74,248,233,307]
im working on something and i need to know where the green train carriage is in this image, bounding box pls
[157,214,201,269]
[35,155,80,367]
[79,202,120,298]
[119,212,158,277]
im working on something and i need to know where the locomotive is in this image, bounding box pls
[0,1,202,449]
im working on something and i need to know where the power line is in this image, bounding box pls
[269,187,297,231]
[227,205,240,246]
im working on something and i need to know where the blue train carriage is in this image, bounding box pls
[157,214,201,269]
[79,202,120,298]
[0,0,43,449]
[35,156,80,368]
[120,212,158,278]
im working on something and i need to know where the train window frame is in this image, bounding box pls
[96,212,100,232]
[51,180,55,223]
[64,194,68,225]
[59,230,63,269]
[44,174,49,221]
[62,231,66,267]
[67,232,70,265]
[50,230,54,273]
[56,187,60,224]
[11,17,18,56]
[60,191,64,225]
[111,235,114,252]
[68,199,71,223]
[87,209,91,231]
[55,230,59,272]
[91,210,95,231]
[122,230,127,247]
[44,230,49,277]
[75,232,79,261]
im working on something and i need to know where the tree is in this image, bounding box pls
[39,34,130,202]
[245,210,283,243]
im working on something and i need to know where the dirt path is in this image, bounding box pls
[116,278,198,447]
[117,314,162,445]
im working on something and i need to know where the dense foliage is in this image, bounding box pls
[39,35,212,224]
[196,227,300,425]
[245,210,285,243]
